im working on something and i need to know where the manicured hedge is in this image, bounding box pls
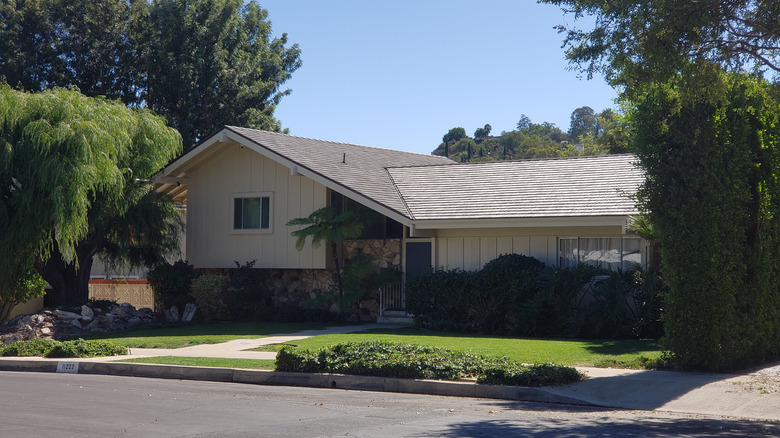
[275,341,582,386]
[405,255,664,339]
[0,338,127,358]
[632,71,780,370]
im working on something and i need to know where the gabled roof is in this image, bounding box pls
[156,126,453,223]
[157,127,642,229]
[386,154,642,222]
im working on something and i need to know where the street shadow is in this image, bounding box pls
[415,415,780,437]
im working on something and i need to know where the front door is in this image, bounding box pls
[405,241,432,282]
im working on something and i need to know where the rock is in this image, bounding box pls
[55,310,81,320]
[40,327,52,335]
[126,317,141,326]
[80,305,94,318]
[181,303,196,322]
[70,319,82,328]
[165,306,179,322]
[86,319,101,330]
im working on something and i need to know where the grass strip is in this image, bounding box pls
[79,321,331,349]
[117,356,276,370]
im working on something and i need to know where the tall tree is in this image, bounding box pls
[440,127,467,158]
[0,0,301,149]
[0,86,182,305]
[542,0,780,92]
[544,0,780,370]
[568,105,597,139]
[474,123,492,144]
[143,0,301,149]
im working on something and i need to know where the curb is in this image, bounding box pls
[0,358,594,406]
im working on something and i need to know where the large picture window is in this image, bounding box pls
[233,194,271,231]
[558,237,642,270]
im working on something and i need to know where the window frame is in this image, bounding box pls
[231,192,273,234]
[558,236,643,271]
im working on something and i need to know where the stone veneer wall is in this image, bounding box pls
[342,239,402,270]
[197,239,402,321]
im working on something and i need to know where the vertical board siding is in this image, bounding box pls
[186,143,327,269]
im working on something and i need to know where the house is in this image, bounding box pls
[155,126,648,317]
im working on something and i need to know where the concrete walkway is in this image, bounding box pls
[2,324,779,422]
[117,323,399,360]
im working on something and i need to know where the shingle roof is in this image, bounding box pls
[386,154,642,220]
[225,126,454,219]
[161,127,642,224]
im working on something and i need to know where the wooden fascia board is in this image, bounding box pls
[411,215,631,230]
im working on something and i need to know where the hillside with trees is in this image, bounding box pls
[432,106,628,161]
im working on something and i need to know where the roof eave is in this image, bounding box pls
[411,215,635,231]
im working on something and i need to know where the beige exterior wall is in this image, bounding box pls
[186,143,327,269]
[423,225,639,271]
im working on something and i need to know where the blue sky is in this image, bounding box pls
[260,1,618,155]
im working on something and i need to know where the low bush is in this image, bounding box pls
[404,268,476,332]
[0,338,127,358]
[191,275,230,320]
[225,261,271,320]
[477,363,584,387]
[469,254,544,335]
[275,341,583,386]
[148,260,197,310]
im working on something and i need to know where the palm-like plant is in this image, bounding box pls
[287,207,363,317]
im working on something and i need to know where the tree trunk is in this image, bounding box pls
[331,241,344,319]
[36,243,98,307]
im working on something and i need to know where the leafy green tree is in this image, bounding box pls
[568,106,597,138]
[544,0,780,370]
[0,0,301,149]
[439,127,467,158]
[144,0,301,149]
[516,114,532,131]
[474,124,492,144]
[287,207,363,318]
[0,261,46,322]
[542,0,780,92]
[0,86,182,305]
[631,71,780,370]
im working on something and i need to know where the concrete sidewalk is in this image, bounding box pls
[1,323,779,422]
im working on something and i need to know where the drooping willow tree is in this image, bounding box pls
[0,86,182,306]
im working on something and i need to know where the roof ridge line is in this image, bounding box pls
[385,167,415,221]
[226,126,453,160]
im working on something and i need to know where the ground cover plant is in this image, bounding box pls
[78,321,331,348]
[276,341,583,386]
[0,338,127,358]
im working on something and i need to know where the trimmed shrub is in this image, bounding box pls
[275,341,583,386]
[477,363,584,386]
[0,338,127,358]
[147,260,197,310]
[471,254,544,334]
[191,275,230,320]
[224,261,271,320]
[404,268,476,332]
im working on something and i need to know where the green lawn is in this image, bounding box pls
[261,329,664,367]
[118,356,276,370]
[85,322,662,368]
[78,321,331,349]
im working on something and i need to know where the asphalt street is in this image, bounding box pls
[2,371,778,438]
